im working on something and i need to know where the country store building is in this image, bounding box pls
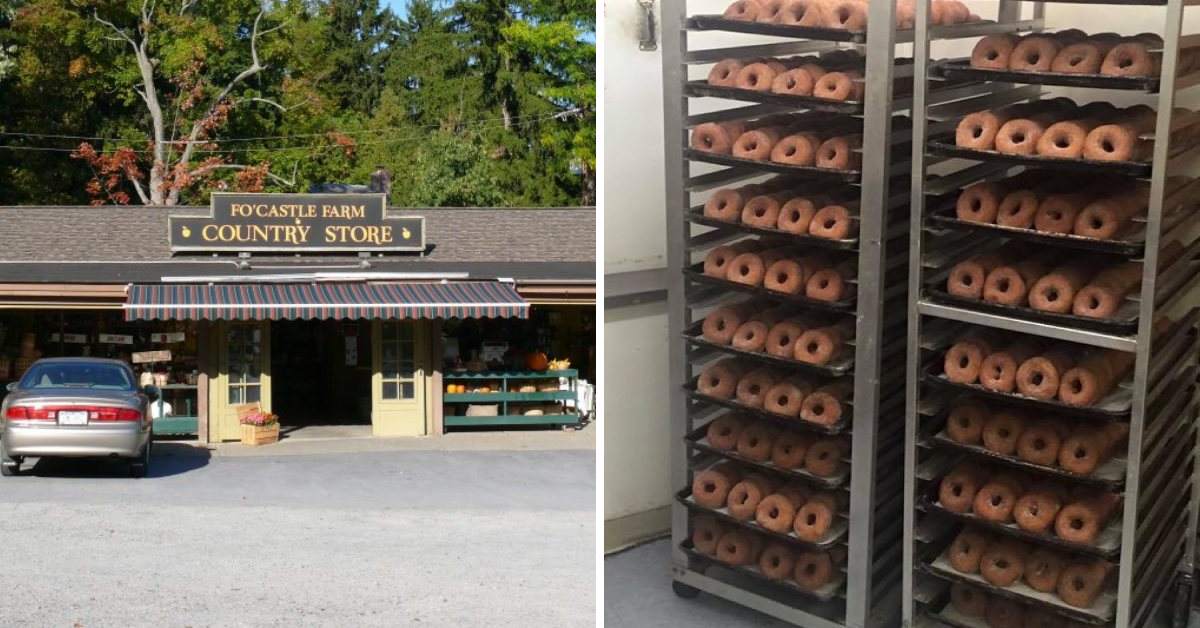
[0,194,595,441]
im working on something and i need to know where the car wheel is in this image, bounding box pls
[0,452,19,477]
[129,439,151,478]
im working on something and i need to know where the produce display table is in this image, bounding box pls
[443,369,581,427]
[151,383,199,436]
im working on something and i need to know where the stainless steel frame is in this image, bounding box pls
[903,1,1200,626]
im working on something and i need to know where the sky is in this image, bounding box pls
[385,0,409,19]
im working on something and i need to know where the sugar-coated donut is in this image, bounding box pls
[1037,120,1095,159]
[763,260,805,295]
[1057,561,1107,608]
[776,0,826,26]
[771,68,816,96]
[949,529,991,574]
[697,359,743,399]
[723,0,764,21]
[822,0,866,30]
[943,337,992,384]
[957,182,1004,224]
[1055,499,1108,544]
[809,205,857,240]
[946,401,989,445]
[1053,41,1107,74]
[777,197,818,234]
[995,118,1050,156]
[793,551,836,591]
[757,542,796,581]
[939,465,982,513]
[973,481,1019,522]
[1015,420,1064,466]
[705,186,758,222]
[726,477,770,520]
[705,413,746,450]
[1101,42,1157,77]
[764,378,811,417]
[703,304,750,345]
[734,63,779,92]
[805,267,848,302]
[1010,36,1063,72]
[950,582,988,617]
[708,59,746,86]
[715,529,759,566]
[979,343,1039,393]
[1024,548,1064,592]
[733,127,783,161]
[982,259,1045,306]
[755,493,800,533]
[984,597,1026,628]
[1058,431,1107,475]
[979,541,1027,587]
[1083,123,1144,162]
[957,110,1009,150]
[800,382,852,426]
[1015,349,1074,400]
[803,438,844,476]
[741,194,785,228]
[971,35,1017,70]
[812,71,862,102]
[731,320,769,353]
[996,190,1040,228]
[793,323,849,365]
[691,515,725,555]
[766,320,806,358]
[770,132,821,166]
[735,420,777,461]
[727,252,766,286]
[692,463,742,508]
[691,121,746,154]
[1013,490,1062,534]
[704,241,757,277]
[770,429,813,468]
[815,135,861,171]
[792,497,835,541]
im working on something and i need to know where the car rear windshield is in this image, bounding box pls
[18,363,135,391]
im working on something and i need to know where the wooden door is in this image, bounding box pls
[213,321,271,441]
[371,320,428,436]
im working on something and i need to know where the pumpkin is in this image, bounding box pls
[526,351,549,371]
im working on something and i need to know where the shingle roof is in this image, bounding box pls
[0,205,595,283]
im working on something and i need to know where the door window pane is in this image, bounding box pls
[380,322,416,400]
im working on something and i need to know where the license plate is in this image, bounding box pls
[58,411,88,426]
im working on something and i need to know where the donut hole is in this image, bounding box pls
[990,366,1004,379]
[738,265,751,277]
[959,356,970,369]
[1069,379,1083,394]
[1025,52,1041,65]
[786,78,797,89]
[1055,136,1070,149]
[997,427,1011,439]
[717,200,728,210]
[971,125,984,139]
[951,484,964,497]
[1087,296,1101,309]
[961,275,974,286]
[810,403,825,417]
[784,146,797,157]
[996,278,1012,292]
[776,272,788,283]
[835,6,852,24]
[1101,139,1115,153]
[1011,132,1026,144]
[805,341,820,354]
[1118,57,1133,69]
[1090,217,1104,230]
[1073,446,1088,459]
[776,395,789,406]
[1048,209,1063,221]
[1031,373,1044,385]
[1071,576,1086,591]
[803,562,818,575]
[1069,55,1085,66]
[990,494,1004,507]
[986,51,999,61]
[956,416,971,428]
[1033,437,1047,450]
[818,279,830,289]
[768,507,780,518]
[745,140,759,151]
[703,136,714,148]
[734,491,749,505]
[994,558,1010,570]
[804,513,817,525]
[768,555,781,567]
[703,481,717,493]
[823,218,836,229]
[1070,517,1084,530]
[1045,288,1060,302]
[753,207,767,218]
[970,198,983,210]
[748,384,761,395]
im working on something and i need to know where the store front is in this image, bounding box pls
[0,194,595,441]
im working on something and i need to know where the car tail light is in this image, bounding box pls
[89,407,142,422]
[5,406,53,421]
[4,406,141,422]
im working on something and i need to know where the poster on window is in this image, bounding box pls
[345,336,358,366]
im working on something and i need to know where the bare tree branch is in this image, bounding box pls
[92,11,137,49]
[129,174,150,205]
[188,162,297,188]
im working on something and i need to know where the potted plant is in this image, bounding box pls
[240,409,280,446]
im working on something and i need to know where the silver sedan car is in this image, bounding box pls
[1,358,156,477]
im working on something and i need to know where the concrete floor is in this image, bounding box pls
[0,443,595,627]
[606,539,1200,628]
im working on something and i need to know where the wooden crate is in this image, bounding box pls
[240,423,279,446]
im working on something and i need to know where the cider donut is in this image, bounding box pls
[1009,36,1063,72]
[1013,490,1062,533]
[793,322,850,365]
[946,400,989,445]
[691,515,725,555]
[1073,262,1141,318]
[984,597,1026,628]
[793,551,836,591]
[723,0,764,21]
[1030,263,1092,312]
[809,205,857,239]
[733,127,783,161]
[950,582,988,617]
[704,241,757,277]
[803,438,845,476]
[764,260,805,295]
[1052,42,1107,75]
[1058,431,1108,475]
[777,197,819,233]
[708,59,746,86]
[815,135,861,171]
[973,481,1019,522]
[996,190,1040,228]
[983,258,1048,306]
[727,252,767,286]
[800,382,852,426]
[1083,123,1145,162]
[693,463,742,508]
[971,35,1018,70]
[957,110,1009,150]
[1025,548,1064,592]
[776,0,827,26]
[702,304,749,345]
[813,71,862,102]
[756,493,800,533]
[764,378,811,417]
[741,194,785,228]
[1058,351,1133,406]
[1073,193,1143,240]
[698,359,745,399]
[995,117,1052,155]
[1101,42,1157,77]
[705,185,760,222]
[691,121,746,154]
[979,541,1026,587]
[755,0,786,22]
[1016,348,1074,400]
[956,182,1004,224]
[979,342,1039,393]
[770,429,814,468]
[805,267,848,302]
[1055,494,1117,544]
[1037,119,1099,159]
[949,529,992,574]
[1057,561,1107,608]
[727,477,771,520]
[982,411,1026,455]
[735,63,780,92]
[770,132,821,166]
[706,413,746,450]
[947,253,1002,299]
[715,529,758,566]
[729,320,767,352]
[1034,193,1091,235]
[939,465,983,513]
[792,500,834,542]
[771,68,816,96]
[766,320,807,358]
[737,369,778,409]
[943,336,993,384]
[1016,421,1064,466]
[757,543,796,581]
[822,0,865,30]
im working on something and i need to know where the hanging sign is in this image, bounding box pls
[48,333,89,344]
[168,193,425,253]
[98,334,134,345]
[132,350,172,364]
[151,332,186,343]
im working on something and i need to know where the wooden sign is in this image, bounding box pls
[168,193,425,253]
[151,332,186,343]
[48,333,89,344]
[98,334,133,345]
[132,350,172,364]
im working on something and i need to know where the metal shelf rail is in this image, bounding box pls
[658,1,980,625]
[904,1,1200,627]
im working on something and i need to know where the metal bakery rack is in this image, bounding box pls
[660,1,1035,625]
[904,1,1200,627]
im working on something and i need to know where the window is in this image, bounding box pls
[227,325,262,405]
[380,322,416,400]
[19,362,134,391]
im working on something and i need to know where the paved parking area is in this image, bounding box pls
[0,443,595,627]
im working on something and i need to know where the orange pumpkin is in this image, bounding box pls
[526,351,549,371]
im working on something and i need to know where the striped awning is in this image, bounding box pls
[124,282,529,321]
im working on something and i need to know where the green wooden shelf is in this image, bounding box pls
[444,413,582,427]
[444,369,578,379]
[153,416,198,436]
[444,390,576,403]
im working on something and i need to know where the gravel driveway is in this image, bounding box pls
[0,443,595,627]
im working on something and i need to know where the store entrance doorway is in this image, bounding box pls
[271,320,372,428]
